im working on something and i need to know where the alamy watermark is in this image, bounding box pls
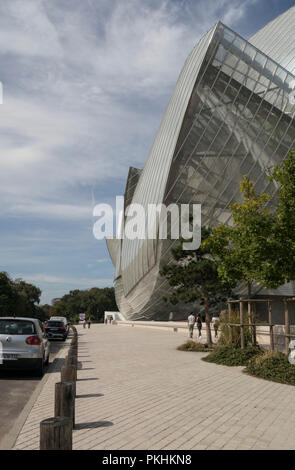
[93,196,201,250]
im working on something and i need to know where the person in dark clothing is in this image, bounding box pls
[196,314,202,337]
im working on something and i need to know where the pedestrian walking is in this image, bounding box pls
[87,317,91,329]
[83,318,86,329]
[196,314,202,337]
[187,312,195,339]
[212,315,220,338]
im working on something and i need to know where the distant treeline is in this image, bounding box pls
[52,287,117,323]
[0,271,117,323]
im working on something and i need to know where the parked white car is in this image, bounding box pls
[0,317,50,376]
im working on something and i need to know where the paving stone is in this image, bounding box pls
[13,324,295,450]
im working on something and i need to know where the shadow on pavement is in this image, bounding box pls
[75,420,113,430]
[45,357,66,373]
[0,370,41,381]
[76,393,104,398]
[77,377,99,381]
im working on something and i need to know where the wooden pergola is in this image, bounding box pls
[227,297,295,353]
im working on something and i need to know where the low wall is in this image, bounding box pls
[115,321,291,350]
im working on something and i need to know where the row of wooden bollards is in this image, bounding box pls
[40,326,78,450]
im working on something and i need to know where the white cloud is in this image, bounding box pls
[0,0,257,220]
[0,0,258,302]
[16,273,113,287]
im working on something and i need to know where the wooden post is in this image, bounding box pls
[268,301,274,351]
[40,417,72,450]
[253,302,257,346]
[55,381,75,428]
[67,342,78,369]
[248,301,252,344]
[248,301,257,346]
[284,299,290,355]
[228,302,232,343]
[240,299,245,350]
[61,365,76,397]
[68,347,77,366]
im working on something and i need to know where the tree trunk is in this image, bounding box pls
[204,297,212,345]
[247,282,252,299]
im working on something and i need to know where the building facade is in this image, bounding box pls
[107,7,295,321]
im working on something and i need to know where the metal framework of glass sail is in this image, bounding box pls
[106,10,295,321]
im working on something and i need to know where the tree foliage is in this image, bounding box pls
[0,272,42,318]
[160,227,234,344]
[204,176,279,296]
[204,151,295,295]
[268,150,295,284]
[52,287,117,323]
[0,271,117,323]
[0,272,18,316]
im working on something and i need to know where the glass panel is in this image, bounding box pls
[265,59,277,77]
[233,36,246,51]
[223,28,235,44]
[253,51,266,68]
[276,67,287,84]
[244,43,256,61]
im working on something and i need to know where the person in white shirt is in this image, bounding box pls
[187,313,196,339]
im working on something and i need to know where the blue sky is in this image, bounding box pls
[0,0,294,304]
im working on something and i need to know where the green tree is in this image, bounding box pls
[160,227,233,345]
[0,272,18,316]
[267,150,295,284]
[52,287,117,324]
[204,176,278,297]
[14,280,41,318]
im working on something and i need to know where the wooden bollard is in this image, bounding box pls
[55,381,75,428]
[67,349,77,368]
[61,365,76,396]
[40,417,72,450]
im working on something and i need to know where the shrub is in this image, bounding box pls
[177,340,213,352]
[202,344,263,366]
[245,351,295,385]
[218,308,252,347]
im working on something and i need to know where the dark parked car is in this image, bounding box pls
[44,320,68,341]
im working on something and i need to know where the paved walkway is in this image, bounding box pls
[15,324,295,450]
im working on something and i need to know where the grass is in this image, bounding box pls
[245,350,295,386]
[177,340,213,352]
[202,344,263,366]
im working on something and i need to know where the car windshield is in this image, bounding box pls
[0,319,36,335]
[47,321,64,327]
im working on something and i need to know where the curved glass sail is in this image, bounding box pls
[107,11,295,320]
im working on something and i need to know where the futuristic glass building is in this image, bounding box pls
[107,7,295,321]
